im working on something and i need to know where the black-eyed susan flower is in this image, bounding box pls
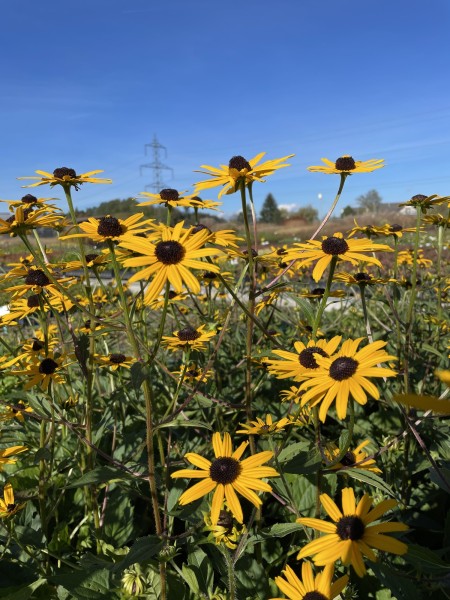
[236,414,290,436]
[397,249,432,268]
[307,155,384,175]
[203,508,246,550]
[0,206,66,236]
[334,272,389,286]
[162,325,216,352]
[60,213,154,243]
[194,152,294,198]
[323,440,381,473]
[137,188,203,209]
[118,221,223,305]
[271,562,348,600]
[94,353,136,370]
[347,221,387,239]
[299,338,397,422]
[297,487,409,577]
[285,233,392,282]
[18,167,112,190]
[190,223,242,248]
[0,193,59,212]
[0,402,33,423]
[0,483,26,518]
[0,445,27,469]
[171,431,279,525]
[173,362,213,383]
[12,353,68,391]
[399,193,450,214]
[265,337,342,382]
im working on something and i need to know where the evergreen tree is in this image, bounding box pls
[260,194,283,224]
[356,189,383,213]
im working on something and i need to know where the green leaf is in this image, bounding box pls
[428,465,450,492]
[251,522,302,541]
[66,466,135,489]
[130,362,147,391]
[284,293,315,326]
[282,446,322,475]
[405,543,450,573]
[370,563,421,600]
[49,569,111,600]
[1,578,47,600]
[113,536,162,573]
[277,441,310,464]
[338,468,395,497]
[194,393,214,408]
[187,547,213,595]
[180,566,200,595]
[155,419,212,431]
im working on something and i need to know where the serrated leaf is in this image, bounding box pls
[277,441,310,464]
[50,569,111,600]
[338,468,394,497]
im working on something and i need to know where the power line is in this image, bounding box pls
[139,135,173,192]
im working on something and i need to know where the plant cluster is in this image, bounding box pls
[0,154,449,599]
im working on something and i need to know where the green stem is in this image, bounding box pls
[359,284,373,342]
[312,256,338,337]
[224,549,236,600]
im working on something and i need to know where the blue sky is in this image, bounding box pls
[2,0,450,218]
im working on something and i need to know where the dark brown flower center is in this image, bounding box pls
[303,593,328,600]
[276,248,287,256]
[329,357,358,380]
[155,240,185,264]
[177,327,201,341]
[340,451,356,467]
[355,272,372,282]
[229,155,252,171]
[335,156,356,171]
[168,290,178,299]
[186,369,200,377]
[31,339,44,351]
[322,236,349,255]
[192,223,211,235]
[203,271,217,280]
[97,216,123,237]
[25,269,50,287]
[311,288,325,296]
[217,509,234,532]
[336,515,365,540]
[299,346,328,369]
[159,188,179,201]
[389,224,403,232]
[243,248,258,258]
[6,503,16,511]
[21,194,38,204]
[53,167,76,179]
[27,294,41,308]
[209,456,242,484]
[85,253,99,263]
[109,353,126,364]
[411,194,427,203]
[39,357,58,375]
[84,320,92,329]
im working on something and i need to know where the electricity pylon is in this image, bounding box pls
[140,135,174,193]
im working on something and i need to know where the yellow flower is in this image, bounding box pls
[399,193,450,214]
[334,272,389,286]
[236,414,290,435]
[0,445,27,469]
[203,509,246,550]
[60,213,154,243]
[137,188,203,209]
[297,487,409,577]
[285,232,392,282]
[162,324,216,352]
[299,338,397,422]
[0,193,59,212]
[18,167,112,190]
[0,402,33,423]
[265,337,342,382]
[194,152,294,198]
[12,353,69,391]
[307,155,384,175]
[94,353,136,370]
[272,562,348,600]
[0,205,66,236]
[171,431,279,525]
[0,483,26,518]
[324,440,381,473]
[118,221,223,305]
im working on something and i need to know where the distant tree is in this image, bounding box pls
[356,189,383,213]
[341,205,357,217]
[260,194,283,224]
[291,204,318,224]
[236,205,254,224]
